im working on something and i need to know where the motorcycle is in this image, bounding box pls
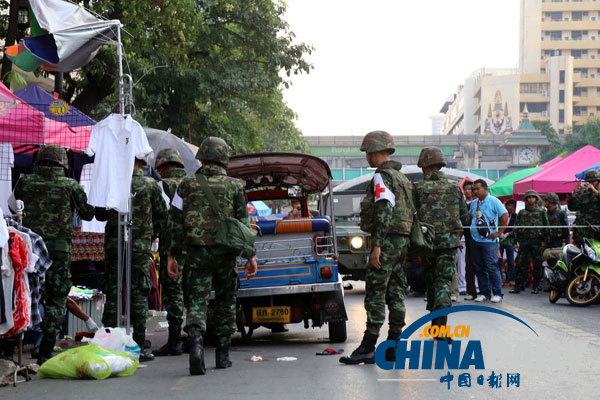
[564,238,600,306]
[543,245,580,304]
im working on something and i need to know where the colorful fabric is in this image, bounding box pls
[2,232,30,336]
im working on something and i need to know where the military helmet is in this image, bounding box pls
[524,189,539,199]
[544,192,559,204]
[197,136,231,165]
[584,169,600,181]
[155,148,184,169]
[360,131,395,154]
[36,144,68,168]
[417,146,447,168]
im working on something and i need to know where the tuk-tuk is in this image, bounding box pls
[225,152,348,343]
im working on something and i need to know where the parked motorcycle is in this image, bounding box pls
[543,246,578,304]
[564,238,600,306]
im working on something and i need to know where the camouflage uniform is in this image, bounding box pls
[340,131,412,365]
[363,160,413,334]
[168,137,253,374]
[154,149,187,356]
[544,193,570,248]
[568,170,600,245]
[514,191,548,291]
[96,168,168,350]
[414,169,469,313]
[12,145,95,363]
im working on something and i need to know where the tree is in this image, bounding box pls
[533,120,562,163]
[537,119,600,162]
[61,0,312,153]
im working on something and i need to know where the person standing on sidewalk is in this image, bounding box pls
[511,190,548,294]
[499,199,517,286]
[462,180,479,301]
[469,180,508,303]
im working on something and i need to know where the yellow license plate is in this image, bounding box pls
[252,306,291,324]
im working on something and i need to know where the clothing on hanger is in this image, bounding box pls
[2,230,30,336]
[6,219,52,329]
[85,114,153,213]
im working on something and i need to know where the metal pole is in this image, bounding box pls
[125,195,133,335]
[117,25,124,115]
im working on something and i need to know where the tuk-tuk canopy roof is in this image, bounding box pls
[227,152,332,193]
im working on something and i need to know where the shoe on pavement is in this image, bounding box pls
[464,295,477,301]
[450,295,457,302]
[474,295,487,302]
[339,331,378,365]
[490,295,502,303]
[531,287,539,294]
[509,288,521,294]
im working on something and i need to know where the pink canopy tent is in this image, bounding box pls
[513,145,600,198]
[539,156,563,169]
[0,82,91,152]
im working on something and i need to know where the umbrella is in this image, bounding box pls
[489,167,542,198]
[6,0,120,72]
[248,201,272,217]
[576,162,600,180]
[144,128,200,176]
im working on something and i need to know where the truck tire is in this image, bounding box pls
[328,320,347,343]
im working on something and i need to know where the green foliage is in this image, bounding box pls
[537,119,600,162]
[533,120,562,163]
[60,0,311,154]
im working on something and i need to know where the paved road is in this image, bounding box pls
[4,282,600,399]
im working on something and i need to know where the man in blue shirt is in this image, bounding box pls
[469,179,509,303]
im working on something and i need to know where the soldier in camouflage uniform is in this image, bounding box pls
[413,147,469,343]
[568,170,600,245]
[167,137,257,375]
[340,131,413,365]
[152,148,187,357]
[544,193,570,249]
[11,145,95,364]
[95,157,168,361]
[510,190,548,294]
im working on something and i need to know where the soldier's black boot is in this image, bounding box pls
[133,332,155,362]
[189,336,206,375]
[215,345,232,369]
[339,331,378,365]
[385,328,402,362]
[433,316,452,344]
[37,337,55,365]
[154,325,183,356]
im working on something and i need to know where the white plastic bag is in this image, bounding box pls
[87,328,141,359]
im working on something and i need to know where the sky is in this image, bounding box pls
[282,0,520,136]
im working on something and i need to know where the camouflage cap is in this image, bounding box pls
[155,148,184,169]
[544,192,559,204]
[36,144,68,168]
[524,189,539,199]
[417,146,447,168]
[584,169,600,181]
[197,136,231,165]
[360,131,395,154]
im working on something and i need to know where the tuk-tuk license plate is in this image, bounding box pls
[252,306,291,323]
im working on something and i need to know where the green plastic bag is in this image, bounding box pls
[39,344,139,380]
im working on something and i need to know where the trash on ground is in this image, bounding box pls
[38,344,138,380]
[276,357,297,362]
[250,355,263,362]
[316,348,344,355]
[84,327,141,359]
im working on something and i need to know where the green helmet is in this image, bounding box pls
[36,144,68,168]
[584,169,600,181]
[360,131,395,154]
[524,189,539,199]
[197,136,231,165]
[417,146,447,168]
[544,192,559,204]
[155,148,184,169]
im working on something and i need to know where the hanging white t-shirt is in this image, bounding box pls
[85,114,152,213]
[79,164,107,233]
[0,143,14,217]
